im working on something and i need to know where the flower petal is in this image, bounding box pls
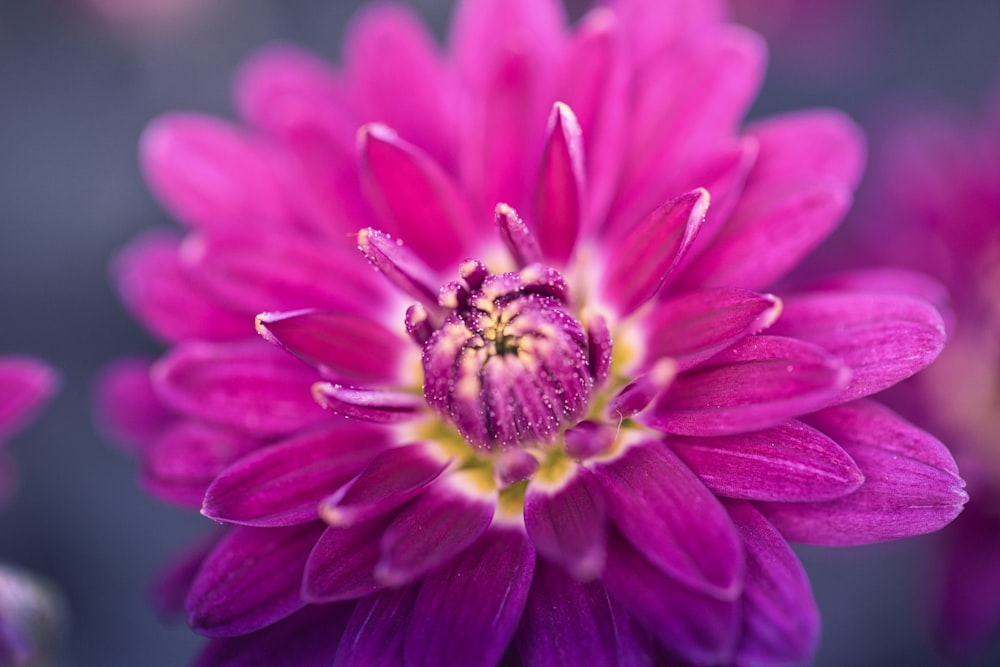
[533,102,585,265]
[302,516,394,603]
[202,422,390,527]
[152,341,328,437]
[256,309,408,383]
[94,358,175,452]
[725,500,820,667]
[670,421,864,503]
[356,227,442,313]
[759,400,967,544]
[333,585,420,667]
[187,523,324,636]
[646,336,850,436]
[403,526,535,667]
[0,357,58,444]
[524,464,607,580]
[589,440,744,600]
[609,0,725,67]
[312,384,424,424]
[518,560,652,667]
[766,291,946,403]
[599,189,709,317]
[638,287,782,371]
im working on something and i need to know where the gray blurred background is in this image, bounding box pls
[0,0,998,665]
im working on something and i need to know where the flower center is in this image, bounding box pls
[417,260,594,450]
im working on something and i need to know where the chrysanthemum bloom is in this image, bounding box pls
[862,83,1000,659]
[99,0,968,664]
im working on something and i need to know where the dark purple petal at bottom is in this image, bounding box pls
[404,526,536,667]
[333,585,421,667]
[303,515,394,603]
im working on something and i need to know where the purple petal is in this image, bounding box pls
[194,603,352,667]
[152,340,328,437]
[356,228,442,312]
[589,440,744,599]
[403,526,535,667]
[496,203,542,268]
[601,528,739,665]
[256,309,408,383]
[142,421,260,508]
[766,291,946,403]
[358,125,471,268]
[586,313,613,387]
[0,357,58,444]
[375,473,496,586]
[333,585,420,667]
[639,287,782,371]
[759,400,967,544]
[646,336,850,436]
[725,500,819,667]
[202,422,391,527]
[302,516,394,603]
[111,230,249,343]
[599,189,709,317]
[151,535,218,618]
[606,360,677,420]
[533,102,585,265]
[320,442,452,527]
[140,113,291,230]
[187,523,324,636]
[94,358,175,452]
[518,560,652,667]
[312,384,424,424]
[524,464,606,580]
[669,421,864,503]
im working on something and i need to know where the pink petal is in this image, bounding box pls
[638,287,782,371]
[356,227,442,313]
[675,181,852,291]
[608,0,726,67]
[589,440,744,600]
[725,500,820,667]
[518,560,652,666]
[495,203,542,268]
[599,189,708,317]
[142,421,260,508]
[602,528,739,665]
[759,400,967,545]
[670,421,864,503]
[333,585,420,667]
[312,384,424,424]
[375,475,496,587]
[302,515,394,603]
[344,4,455,168]
[152,340,329,437]
[140,113,292,230]
[0,357,59,444]
[202,422,391,527]
[767,291,946,403]
[403,526,535,667]
[358,125,473,268]
[187,523,324,636]
[524,464,607,580]
[256,309,408,383]
[533,102,585,265]
[93,358,175,452]
[111,230,249,343]
[646,336,850,436]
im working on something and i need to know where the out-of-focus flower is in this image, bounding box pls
[0,358,58,507]
[99,0,967,664]
[74,0,219,35]
[863,83,1000,659]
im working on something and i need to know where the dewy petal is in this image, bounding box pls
[320,442,452,528]
[533,102,585,265]
[187,523,324,637]
[94,358,176,452]
[152,340,328,437]
[194,603,352,667]
[111,230,249,343]
[670,421,864,503]
[358,124,472,268]
[676,181,852,291]
[356,228,442,313]
[312,384,424,424]
[602,528,739,665]
[646,336,850,436]
[333,585,420,667]
[589,440,744,600]
[140,113,292,230]
[766,291,946,403]
[403,526,535,667]
[202,422,391,527]
[725,500,820,667]
[524,464,607,580]
[599,189,709,317]
[639,287,782,371]
[495,203,542,268]
[759,400,967,545]
[375,473,496,586]
[256,309,408,383]
[303,516,394,603]
[606,359,678,420]
[518,560,652,667]
[0,357,59,444]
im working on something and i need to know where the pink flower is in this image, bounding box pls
[862,81,1000,659]
[0,357,58,507]
[100,0,966,664]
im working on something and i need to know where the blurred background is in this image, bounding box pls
[1,0,998,664]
